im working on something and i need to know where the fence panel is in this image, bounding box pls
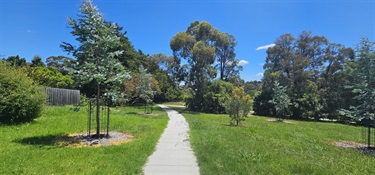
[45,88,80,106]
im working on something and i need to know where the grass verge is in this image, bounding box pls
[162,101,185,106]
[171,107,375,175]
[0,105,168,174]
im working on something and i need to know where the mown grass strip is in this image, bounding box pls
[0,105,168,174]
[173,107,375,175]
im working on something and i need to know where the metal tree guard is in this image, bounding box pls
[361,118,375,149]
[87,98,110,138]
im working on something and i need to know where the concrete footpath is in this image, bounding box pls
[143,105,200,175]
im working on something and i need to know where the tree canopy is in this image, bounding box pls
[254,31,354,120]
[340,37,375,122]
[61,0,129,102]
[170,21,242,111]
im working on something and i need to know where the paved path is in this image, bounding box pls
[143,105,200,175]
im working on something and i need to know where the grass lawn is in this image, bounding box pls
[162,101,185,106]
[171,107,375,175]
[0,105,168,174]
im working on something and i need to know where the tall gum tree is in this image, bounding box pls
[170,21,241,111]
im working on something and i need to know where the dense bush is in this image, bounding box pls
[0,62,46,124]
[185,80,234,113]
[23,66,74,88]
[202,80,235,114]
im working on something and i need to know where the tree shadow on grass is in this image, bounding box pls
[221,123,248,128]
[122,112,161,119]
[124,112,138,115]
[332,140,375,157]
[0,120,37,126]
[14,134,78,148]
[356,147,375,157]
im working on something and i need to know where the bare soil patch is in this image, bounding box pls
[332,140,375,157]
[332,140,367,148]
[59,131,133,148]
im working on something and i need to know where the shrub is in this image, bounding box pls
[225,87,252,126]
[23,66,74,88]
[202,80,235,114]
[0,62,46,124]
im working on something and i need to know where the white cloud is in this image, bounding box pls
[238,60,249,66]
[256,43,276,50]
[256,72,264,77]
[26,29,37,34]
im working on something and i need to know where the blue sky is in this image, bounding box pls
[1,0,374,81]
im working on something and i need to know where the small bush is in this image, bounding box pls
[225,87,252,126]
[0,62,46,124]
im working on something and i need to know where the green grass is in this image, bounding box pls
[172,108,375,175]
[0,105,168,174]
[162,101,185,106]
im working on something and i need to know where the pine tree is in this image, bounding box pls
[343,37,375,122]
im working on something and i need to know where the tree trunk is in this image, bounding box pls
[220,64,224,80]
[236,115,239,126]
[96,82,100,138]
[368,126,371,148]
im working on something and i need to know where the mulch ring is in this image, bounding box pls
[59,131,133,148]
[332,140,375,156]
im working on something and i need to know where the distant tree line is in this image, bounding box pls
[2,0,373,126]
[254,31,374,123]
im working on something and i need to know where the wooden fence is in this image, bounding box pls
[45,88,80,106]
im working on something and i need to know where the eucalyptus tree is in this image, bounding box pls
[149,53,186,86]
[170,21,241,111]
[2,55,27,67]
[318,44,354,118]
[255,31,353,120]
[262,33,314,118]
[148,53,186,102]
[113,30,149,72]
[170,21,216,110]
[61,0,129,137]
[215,33,242,81]
[46,56,75,75]
[31,56,45,67]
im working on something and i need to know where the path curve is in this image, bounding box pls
[143,105,200,175]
